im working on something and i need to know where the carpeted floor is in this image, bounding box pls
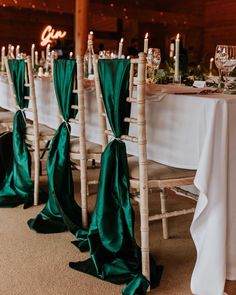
[0,172,235,295]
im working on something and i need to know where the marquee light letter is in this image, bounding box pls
[40,25,67,46]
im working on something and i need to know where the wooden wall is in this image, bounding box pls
[204,0,236,64]
[0,7,74,56]
[1,1,236,67]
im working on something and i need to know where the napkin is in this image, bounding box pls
[160,84,203,94]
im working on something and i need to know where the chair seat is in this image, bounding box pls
[0,111,14,123]
[70,138,102,154]
[128,156,196,181]
[26,124,55,137]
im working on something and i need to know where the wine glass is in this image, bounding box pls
[221,45,236,92]
[147,48,161,83]
[99,50,111,59]
[215,45,228,89]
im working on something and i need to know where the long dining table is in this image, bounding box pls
[0,73,235,295]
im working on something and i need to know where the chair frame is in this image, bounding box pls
[93,52,197,283]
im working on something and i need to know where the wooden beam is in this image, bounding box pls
[75,0,88,55]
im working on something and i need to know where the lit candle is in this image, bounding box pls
[69,52,73,59]
[46,43,50,58]
[1,46,5,72]
[45,44,50,73]
[174,33,180,81]
[118,38,124,58]
[35,51,38,65]
[31,44,35,69]
[88,31,94,75]
[209,57,214,76]
[169,43,174,58]
[50,50,55,74]
[7,44,11,58]
[89,31,94,41]
[16,45,20,59]
[144,32,149,54]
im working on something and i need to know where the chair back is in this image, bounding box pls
[5,56,40,141]
[93,53,147,173]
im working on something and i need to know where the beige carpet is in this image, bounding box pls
[0,173,235,295]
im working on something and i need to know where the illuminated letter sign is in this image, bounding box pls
[40,25,67,46]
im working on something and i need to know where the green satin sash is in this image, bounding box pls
[0,60,35,208]
[70,60,162,294]
[28,59,83,233]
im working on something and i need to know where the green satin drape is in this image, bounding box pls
[70,60,161,294]
[0,60,35,208]
[28,59,83,233]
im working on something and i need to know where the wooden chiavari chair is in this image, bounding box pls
[93,52,197,284]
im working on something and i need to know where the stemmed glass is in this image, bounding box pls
[221,45,236,92]
[147,48,161,83]
[215,45,227,89]
[215,45,236,92]
[99,50,111,59]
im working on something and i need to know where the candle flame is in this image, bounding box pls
[32,44,35,48]
[120,38,124,43]
[89,31,93,35]
[176,33,180,40]
[210,57,214,62]
[145,32,149,39]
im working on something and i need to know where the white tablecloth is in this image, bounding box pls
[1,75,236,295]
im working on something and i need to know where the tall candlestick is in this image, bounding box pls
[46,43,50,57]
[87,31,94,75]
[45,44,50,73]
[209,57,214,76]
[31,44,35,69]
[50,50,55,74]
[1,46,5,72]
[118,38,123,58]
[144,32,149,54]
[89,31,94,41]
[16,45,20,59]
[35,51,38,65]
[174,33,180,81]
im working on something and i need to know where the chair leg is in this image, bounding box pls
[34,148,40,206]
[160,189,169,239]
[139,192,150,289]
[80,158,88,228]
